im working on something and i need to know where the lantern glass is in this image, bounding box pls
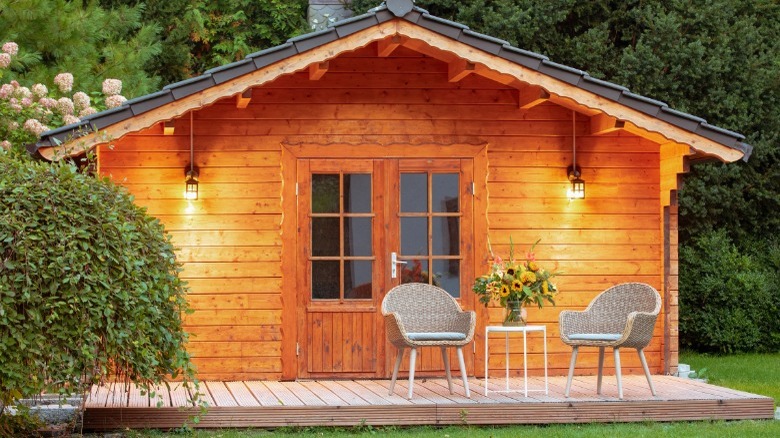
[184,168,199,200]
[568,178,585,199]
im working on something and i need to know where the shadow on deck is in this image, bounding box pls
[83,375,775,430]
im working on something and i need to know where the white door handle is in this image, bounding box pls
[391,252,407,279]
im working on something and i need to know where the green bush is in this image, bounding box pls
[0,152,196,407]
[679,230,780,353]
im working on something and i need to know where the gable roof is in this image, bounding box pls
[30,0,752,162]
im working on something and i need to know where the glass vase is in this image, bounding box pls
[503,300,527,326]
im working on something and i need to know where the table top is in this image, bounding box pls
[486,325,546,333]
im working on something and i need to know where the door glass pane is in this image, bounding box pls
[344,173,371,213]
[312,217,339,256]
[432,217,460,256]
[344,260,372,299]
[432,173,459,212]
[401,217,428,256]
[312,261,339,299]
[433,259,460,297]
[312,174,339,213]
[401,173,427,212]
[400,258,431,285]
[344,217,372,257]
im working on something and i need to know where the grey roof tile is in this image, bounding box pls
[735,142,753,161]
[460,29,508,55]
[247,43,298,69]
[126,90,175,116]
[418,13,468,39]
[657,107,706,132]
[163,75,216,99]
[288,28,338,53]
[82,105,134,130]
[334,13,379,37]
[696,122,743,147]
[580,75,628,101]
[618,91,665,116]
[539,60,584,85]
[204,58,256,84]
[498,45,547,70]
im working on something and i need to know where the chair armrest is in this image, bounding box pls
[559,309,597,340]
[445,311,476,343]
[384,312,410,348]
[620,311,659,349]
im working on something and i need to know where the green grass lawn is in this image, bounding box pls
[119,352,779,438]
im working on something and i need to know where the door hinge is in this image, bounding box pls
[296,342,300,356]
[295,183,299,197]
[471,181,476,196]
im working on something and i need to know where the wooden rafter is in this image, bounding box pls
[309,61,329,80]
[377,35,401,57]
[236,89,252,109]
[518,86,550,110]
[448,59,475,82]
[590,113,625,135]
[163,120,175,135]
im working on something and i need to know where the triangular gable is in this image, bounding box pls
[31,0,751,162]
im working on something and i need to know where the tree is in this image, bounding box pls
[0,0,162,97]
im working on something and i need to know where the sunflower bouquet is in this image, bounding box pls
[473,239,558,315]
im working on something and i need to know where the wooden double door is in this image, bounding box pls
[296,158,475,378]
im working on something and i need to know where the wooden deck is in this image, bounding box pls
[83,375,775,430]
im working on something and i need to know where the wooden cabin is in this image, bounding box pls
[34,0,750,382]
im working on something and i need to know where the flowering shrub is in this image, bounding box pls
[0,41,126,154]
[473,239,558,312]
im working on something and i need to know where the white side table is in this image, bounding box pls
[484,325,548,397]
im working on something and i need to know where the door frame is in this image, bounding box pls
[280,143,489,380]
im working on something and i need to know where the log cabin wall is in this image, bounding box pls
[97,42,665,381]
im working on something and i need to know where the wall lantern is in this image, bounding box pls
[567,111,585,199]
[184,112,199,200]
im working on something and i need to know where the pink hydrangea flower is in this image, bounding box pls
[63,114,80,125]
[105,94,127,108]
[72,91,90,110]
[23,118,48,136]
[1,140,11,150]
[38,97,57,109]
[7,121,19,130]
[0,53,10,69]
[9,98,22,112]
[21,97,32,107]
[0,83,12,99]
[31,83,48,98]
[57,97,75,115]
[79,106,97,117]
[15,86,32,99]
[53,73,74,93]
[10,80,19,88]
[2,42,18,56]
[102,78,122,96]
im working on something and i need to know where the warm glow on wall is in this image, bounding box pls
[567,110,585,199]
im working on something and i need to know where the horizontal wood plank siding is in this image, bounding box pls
[98,43,667,380]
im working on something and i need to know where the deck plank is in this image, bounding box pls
[244,381,283,406]
[205,381,239,407]
[225,381,261,407]
[299,381,348,406]
[283,382,328,406]
[263,381,305,406]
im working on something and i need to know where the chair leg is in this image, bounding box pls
[388,347,404,396]
[565,346,578,397]
[407,348,417,400]
[456,346,470,398]
[614,347,623,399]
[441,346,454,394]
[597,346,605,395]
[638,348,656,396]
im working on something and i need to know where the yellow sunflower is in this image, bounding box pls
[499,284,510,297]
[520,271,537,284]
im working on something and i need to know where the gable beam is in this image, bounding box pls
[590,113,625,135]
[518,86,550,110]
[448,59,475,82]
[377,35,402,57]
[163,120,175,135]
[236,89,252,109]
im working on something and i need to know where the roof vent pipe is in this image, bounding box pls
[308,0,354,31]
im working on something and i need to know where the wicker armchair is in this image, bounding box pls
[382,283,476,399]
[559,282,661,399]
